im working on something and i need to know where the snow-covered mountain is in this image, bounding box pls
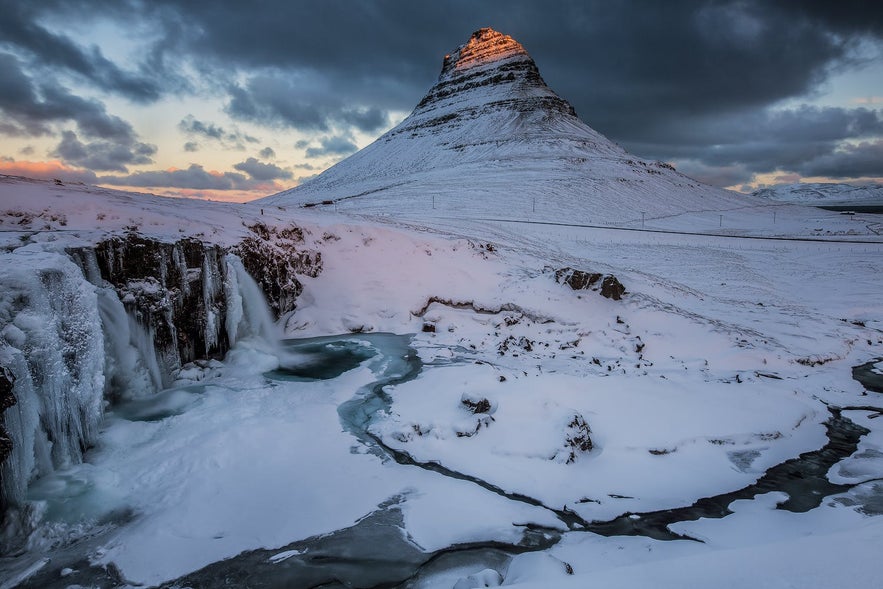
[753,182,883,205]
[259,28,759,223]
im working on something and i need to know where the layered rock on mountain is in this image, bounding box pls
[259,28,758,223]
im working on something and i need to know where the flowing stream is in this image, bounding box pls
[5,335,879,589]
[165,337,877,588]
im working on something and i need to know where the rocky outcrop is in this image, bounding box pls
[561,414,593,464]
[555,267,626,300]
[66,226,322,381]
[70,235,231,381]
[232,223,322,320]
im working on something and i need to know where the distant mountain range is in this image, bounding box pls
[752,182,883,205]
[258,28,765,224]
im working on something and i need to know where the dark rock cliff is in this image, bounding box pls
[67,225,322,381]
[70,235,231,381]
[232,223,323,320]
[0,368,14,467]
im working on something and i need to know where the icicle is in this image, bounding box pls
[201,249,223,355]
[70,247,163,397]
[96,287,161,398]
[0,348,42,505]
[0,250,106,506]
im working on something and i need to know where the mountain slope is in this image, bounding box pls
[259,28,762,224]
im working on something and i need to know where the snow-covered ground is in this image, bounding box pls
[2,171,883,588]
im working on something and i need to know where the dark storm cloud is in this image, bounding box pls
[673,162,756,189]
[131,0,882,182]
[4,0,883,185]
[0,0,165,102]
[179,116,226,140]
[178,115,259,149]
[136,1,882,119]
[798,140,883,178]
[226,76,390,133]
[0,52,142,142]
[304,136,359,159]
[636,106,883,183]
[52,130,156,172]
[233,157,292,181]
[636,106,883,164]
[100,164,258,190]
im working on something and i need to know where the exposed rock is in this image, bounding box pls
[600,275,626,300]
[556,268,602,290]
[555,267,626,300]
[460,393,492,414]
[562,414,593,464]
[498,335,534,355]
[70,234,231,381]
[0,366,14,467]
[415,27,578,130]
[232,223,322,320]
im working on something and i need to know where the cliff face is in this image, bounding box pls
[232,223,323,321]
[0,225,321,508]
[70,235,231,384]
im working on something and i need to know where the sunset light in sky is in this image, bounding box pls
[1,1,881,201]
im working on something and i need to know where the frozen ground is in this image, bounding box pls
[1,175,883,587]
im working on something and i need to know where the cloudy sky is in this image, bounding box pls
[1,0,882,202]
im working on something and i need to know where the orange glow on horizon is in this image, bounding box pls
[0,160,286,203]
[91,183,282,203]
[0,159,95,182]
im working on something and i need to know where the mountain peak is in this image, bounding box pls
[412,27,576,122]
[259,28,744,225]
[440,28,529,79]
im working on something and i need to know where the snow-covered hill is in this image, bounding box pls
[258,28,762,224]
[753,182,883,205]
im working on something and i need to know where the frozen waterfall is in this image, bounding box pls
[1,246,281,508]
[0,250,106,505]
[224,253,279,348]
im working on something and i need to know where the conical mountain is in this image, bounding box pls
[259,28,754,223]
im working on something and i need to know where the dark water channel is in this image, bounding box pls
[163,337,879,588]
[10,338,879,588]
[852,357,883,394]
